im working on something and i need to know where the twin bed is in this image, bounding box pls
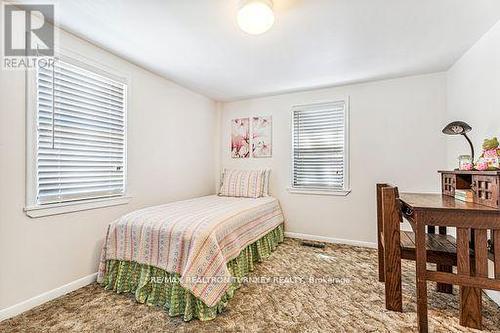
[97,173,285,321]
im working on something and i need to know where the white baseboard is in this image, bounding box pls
[285,231,377,249]
[0,273,97,322]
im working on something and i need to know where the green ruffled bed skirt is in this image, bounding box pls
[100,223,284,321]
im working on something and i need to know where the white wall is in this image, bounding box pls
[446,20,500,167]
[446,20,500,304]
[220,73,448,245]
[0,29,217,310]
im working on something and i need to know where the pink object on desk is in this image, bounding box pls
[476,161,489,171]
[461,162,473,171]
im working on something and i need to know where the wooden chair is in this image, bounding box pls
[376,183,457,311]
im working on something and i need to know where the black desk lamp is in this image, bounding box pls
[442,121,474,161]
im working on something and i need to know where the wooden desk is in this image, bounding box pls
[399,193,500,333]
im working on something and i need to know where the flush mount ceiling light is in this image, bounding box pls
[237,0,275,35]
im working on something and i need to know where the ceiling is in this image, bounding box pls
[15,0,500,101]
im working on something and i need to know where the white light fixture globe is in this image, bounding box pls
[237,0,275,35]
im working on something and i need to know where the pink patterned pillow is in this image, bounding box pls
[219,169,265,198]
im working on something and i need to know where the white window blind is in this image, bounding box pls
[36,59,127,205]
[292,101,348,192]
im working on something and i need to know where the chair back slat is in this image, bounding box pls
[377,184,389,233]
[382,186,402,234]
[380,184,403,312]
[376,184,389,283]
[377,183,402,232]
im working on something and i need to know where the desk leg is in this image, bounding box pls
[460,229,488,329]
[459,286,482,328]
[415,218,428,333]
[457,228,482,329]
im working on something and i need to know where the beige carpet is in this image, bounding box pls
[1,238,499,332]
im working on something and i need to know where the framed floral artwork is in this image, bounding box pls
[252,116,272,158]
[231,118,250,158]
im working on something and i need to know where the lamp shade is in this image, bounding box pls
[442,121,475,161]
[442,121,472,135]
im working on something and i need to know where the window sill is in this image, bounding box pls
[287,188,351,196]
[24,196,132,218]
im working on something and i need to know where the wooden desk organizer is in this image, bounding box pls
[439,170,499,209]
[440,170,500,254]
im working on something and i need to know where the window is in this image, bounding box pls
[291,100,350,195]
[25,55,128,217]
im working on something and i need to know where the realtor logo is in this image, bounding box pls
[3,4,55,70]
[4,4,54,56]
